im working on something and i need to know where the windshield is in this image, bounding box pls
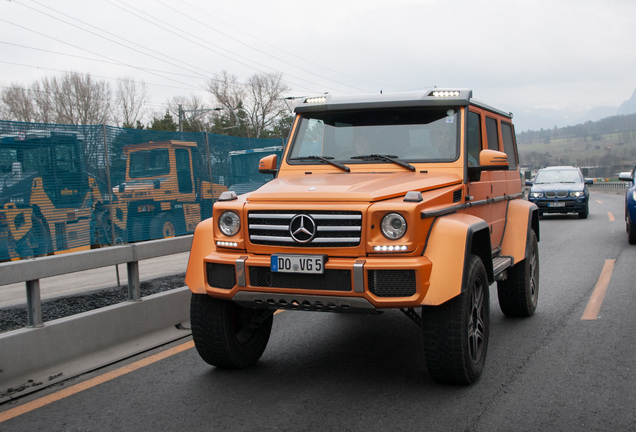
[289,107,459,164]
[129,149,170,178]
[535,169,582,184]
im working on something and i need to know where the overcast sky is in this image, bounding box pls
[1,0,635,130]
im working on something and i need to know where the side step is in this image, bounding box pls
[492,255,514,281]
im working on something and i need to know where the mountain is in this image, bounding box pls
[513,88,636,132]
[618,88,636,115]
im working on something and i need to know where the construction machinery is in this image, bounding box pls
[0,130,103,260]
[103,140,227,243]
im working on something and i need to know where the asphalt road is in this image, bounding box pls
[1,192,635,431]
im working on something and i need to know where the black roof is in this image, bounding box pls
[294,89,513,118]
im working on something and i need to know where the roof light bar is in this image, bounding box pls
[431,90,461,97]
[305,96,327,104]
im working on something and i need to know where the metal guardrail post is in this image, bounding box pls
[26,279,43,327]
[127,244,141,301]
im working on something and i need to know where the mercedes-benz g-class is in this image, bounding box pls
[185,89,540,384]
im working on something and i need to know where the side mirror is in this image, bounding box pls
[259,154,278,176]
[618,172,633,182]
[479,149,509,169]
[525,179,533,186]
[467,150,509,182]
[585,179,594,185]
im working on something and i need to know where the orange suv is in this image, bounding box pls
[186,89,540,384]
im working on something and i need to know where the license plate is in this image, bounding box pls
[271,254,325,274]
[549,202,566,207]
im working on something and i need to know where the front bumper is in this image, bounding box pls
[530,197,587,214]
[201,252,432,311]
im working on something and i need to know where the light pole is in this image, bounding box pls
[178,105,242,135]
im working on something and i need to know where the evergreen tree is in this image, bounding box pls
[148,111,178,131]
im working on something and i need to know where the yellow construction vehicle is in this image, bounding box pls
[103,140,226,243]
[0,130,103,260]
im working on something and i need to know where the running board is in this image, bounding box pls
[492,255,514,281]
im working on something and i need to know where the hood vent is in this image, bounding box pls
[453,189,462,203]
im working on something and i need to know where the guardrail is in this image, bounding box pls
[591,182,629,189]
[0,235,192,327]
[0,236,194,401]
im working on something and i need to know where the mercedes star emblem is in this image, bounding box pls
[289,214,317,243]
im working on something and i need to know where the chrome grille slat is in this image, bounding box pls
[317,226,362,232]
[250,236,361,243]
[249,224,288,230]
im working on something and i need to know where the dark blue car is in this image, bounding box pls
[619,167,636,244]
[527,166,592,219]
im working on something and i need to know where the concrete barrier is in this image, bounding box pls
[0,287,192,402]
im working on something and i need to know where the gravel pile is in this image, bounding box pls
[0,274,186,333]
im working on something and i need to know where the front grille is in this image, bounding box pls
[545,190,569,198]
[206,263,236,289]
[248,210,362,247]
[249,266,352,291]
[368,270,416,297]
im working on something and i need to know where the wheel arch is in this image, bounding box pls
[422,213,490,306]
[500,199,539,265]
[185,217,217,294]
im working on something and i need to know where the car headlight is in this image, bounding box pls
[218,211,240,236]
[569,191,585,198]
[381,213,407,240]
[530,192,543,198]
[632,191,636,202]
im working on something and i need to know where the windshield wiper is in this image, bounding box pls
[290,155,350,172]
[351,154,415,171]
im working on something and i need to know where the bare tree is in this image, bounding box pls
[113,77,148,128]
[206,71,244,113]
[167,94,210,132]
[0,84,38,122]
[244,72,290,138]
[206,71,290,138]
[40,72,112,125]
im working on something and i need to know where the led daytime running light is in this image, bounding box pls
[216,241,238,247]
[374,245,408,252]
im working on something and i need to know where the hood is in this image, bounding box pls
[246,172,462,203]
[531,182,584,192]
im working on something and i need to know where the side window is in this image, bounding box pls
[175,148,193,194]
[501,121,518,169]
[467,111,482,166]
[485,117,499,150]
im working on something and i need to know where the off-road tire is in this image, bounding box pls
[578,202,589,219]
[421,255,490,385]
[497,230,539,317]
[150,213,177,239]
[191,294,273,369]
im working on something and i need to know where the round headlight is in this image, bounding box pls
[569,191,584,198]
[381,213,407,239]
[218,211,240,236]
